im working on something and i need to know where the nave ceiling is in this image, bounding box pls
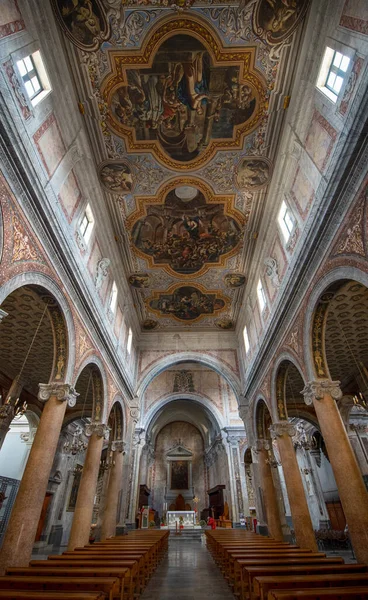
[51,0,310,331]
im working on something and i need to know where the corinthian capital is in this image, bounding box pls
[301,380,342,406]
[38,383,79,407]
[111,439,126,453]
[85,422,110,440]
[253,438,270,452]
[270,421,296,439]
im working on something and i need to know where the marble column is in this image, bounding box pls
[0,383,78,574]
[0,375,27,450]
[68,422,110,550]
[255,439,284,541]
[100,440,125,540]
[302,381,368,564]
[270,422,318,551]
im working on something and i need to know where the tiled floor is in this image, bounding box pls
[141,538,235,600]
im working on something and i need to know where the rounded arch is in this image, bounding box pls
[271,352,307,422]
[137,351,241,399]
[107,397,125,440]
[254,396,273,440]
[72,355,109,424]
[303,266,368,381]
[142,392,225,446]
[0,272,76,382]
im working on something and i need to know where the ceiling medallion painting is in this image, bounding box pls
[127,179,245,277]
[99,160,133,194]
[235,157,272,190]
[147,284,228,323]
[102,17,267,170]
[253,0,310,46]
[51,0,111,52]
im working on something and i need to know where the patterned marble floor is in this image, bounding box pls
[140,538,235,600]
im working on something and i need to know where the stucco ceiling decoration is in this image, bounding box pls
[52,0,311,330]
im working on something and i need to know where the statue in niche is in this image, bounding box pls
[95,257,110,291]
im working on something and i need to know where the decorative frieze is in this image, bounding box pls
[38,383,79,407]
[301,380,343,406]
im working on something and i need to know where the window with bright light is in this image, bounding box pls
[109,281,118,314]
[127,327,133,354]
[257,279,267,313]
[326,51,350,95]
[243,326,250,353]
[316,47,350,103]
[79,204,94,243]
[278,200,294,242]
[17,56,42,100]
[16,51,51,106]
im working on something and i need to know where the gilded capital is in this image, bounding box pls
[38,383,79,407]
[301,380,342,406]
[270,421,296,439]
[85,422,110,440]
[111,439,126,453]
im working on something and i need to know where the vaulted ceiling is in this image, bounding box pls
[52,0,310,331]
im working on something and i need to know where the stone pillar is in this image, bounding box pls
[0,375,27,449]
[270,422,317,551]
[348,425,368,477]
[0,383,78,574]
[302,381,368,564]
[100,440,125,540]
[68,423,110,550]
[254,439,283,541]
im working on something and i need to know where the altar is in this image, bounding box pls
[167,511,196,529]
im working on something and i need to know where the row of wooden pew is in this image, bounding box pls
[205,529,368,600]
[0,529,169,600]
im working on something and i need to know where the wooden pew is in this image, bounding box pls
[0,593,106,600]
[244,565,367,600]
[7,567,130,600]
[268,588,368,600]
[253,573,368,600]
[233,558,344,598]
[30,559,140,598]
[0,576,119,600]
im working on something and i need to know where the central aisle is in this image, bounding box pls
[141,538,235,600]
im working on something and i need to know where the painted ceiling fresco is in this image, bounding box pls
[52,0,310,330]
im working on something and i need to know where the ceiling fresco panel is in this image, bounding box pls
[51,0,310,330]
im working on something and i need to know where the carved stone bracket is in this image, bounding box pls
[301,380,343,406]
[0,309,8,323]
[270,421,296,439]
[85,422,110,440]
[111,439,126,453]
[38,383,79,407]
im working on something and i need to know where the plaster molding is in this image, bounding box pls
[95,258,111,291]
[85,422,110,439]
[301,380,343,406]
[270,421,296,438]
[264,257,280,288]
[38,383,79,407]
